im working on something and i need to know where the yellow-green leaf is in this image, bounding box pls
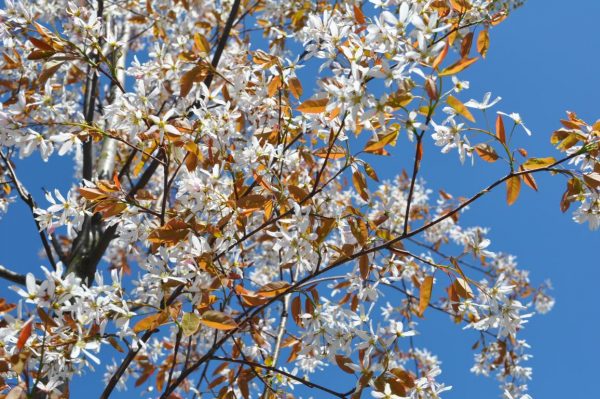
[522,157,556,170]
[181,312,202,337]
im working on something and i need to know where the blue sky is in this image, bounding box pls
[1,0,599,398]
[399,1,600,397]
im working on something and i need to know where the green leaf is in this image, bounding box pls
[182,312,202,337]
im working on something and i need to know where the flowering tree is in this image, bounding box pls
[0,0,598,398]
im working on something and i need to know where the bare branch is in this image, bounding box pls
[0,151,58,270]
[0,265,30,286]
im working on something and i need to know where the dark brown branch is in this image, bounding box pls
[0,151,58,270]
[402,132,424,236]
[161,150,587,396]
[186,0,242,115]
[0,265,29,285]
[210,356,354,398]
[163,328,183,396]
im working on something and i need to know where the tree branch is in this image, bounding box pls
[402,132,424,236]
[210,356,354,399]
[0,265,29,286]
[0,151,58,270]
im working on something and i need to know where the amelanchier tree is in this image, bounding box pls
[0,0,598,398]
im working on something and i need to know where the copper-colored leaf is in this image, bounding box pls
[133,311,168,333]
[38,60,64,87]
[288,77,303,99]
[495,114,506,144]
[16,320,32,351]
[583,172,600,189]
[477,29,490,58]
[517,148,528,157]
[148,219,189,246]
[180,64,209,97]
[267,75,282,97]
[37,308,58,328]
[256,281,290,298]
[364,130,399,153]
[291,295,302,325]
[0,298,16,314]
[237,194,269,209]
[200,310,237,330]
[386,91,413,109]
[297,98,328,114]
[353,4,366,25]
[432,41,449,70]
[416,140,423,164]
[288,185,308,202]
[235,285,268,307]
[107,336,125,353]
[27,50,54,60]
[359,254,370,280]
[29,37,54,52]
[453,278,473,299]
[363,162,379,182]
[424,77,438,100]
[439,57,478,76]
[491,11,508,26]
[193,33,210,54]
[418,276,434,317]
[352,170,369,201]
[506,176,521,206]
[517,165,539,192]
[335,355,356,374]
[314,145,346,159]
[135,367,155,387]
[450,0,471,13]
[474,143,498,162]
[460,32,474,58]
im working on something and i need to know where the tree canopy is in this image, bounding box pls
[0,0,598,398]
